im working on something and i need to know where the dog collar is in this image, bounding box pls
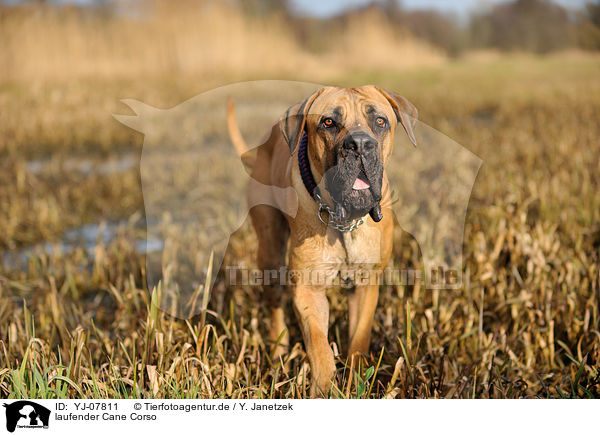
[298,132,365,232]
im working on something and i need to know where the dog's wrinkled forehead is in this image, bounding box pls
[307,86,396,130]
[280,85,417,155]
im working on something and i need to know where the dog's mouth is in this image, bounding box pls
[343,181,378,219]
[324,158,383,221]
[352,170,371,190]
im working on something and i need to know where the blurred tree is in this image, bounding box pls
[238,0,290,18]
[394,9,466,55]
[470,0,571,53]
[374,0,467,55]
[574,2,600,50]
[291,0,466,56]
[235,0,594,55]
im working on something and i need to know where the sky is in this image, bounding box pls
[289,0,592,19]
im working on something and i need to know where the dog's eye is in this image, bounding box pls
[321,118,335,128]
[375,117,387,128]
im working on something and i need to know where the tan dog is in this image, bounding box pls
[228,86,417,397]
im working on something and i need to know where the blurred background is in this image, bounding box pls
[1,0,599,160]
[0,0,599,398]
[2,0,599,81]
[1,0,599,157]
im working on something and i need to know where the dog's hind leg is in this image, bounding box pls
[250,204,290,359]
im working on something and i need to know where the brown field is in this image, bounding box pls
[0,1,599,398]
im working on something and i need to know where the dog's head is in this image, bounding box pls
[280,85,417,220]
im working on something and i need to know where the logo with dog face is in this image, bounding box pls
[2,401,50,432]
[114,81,482,319]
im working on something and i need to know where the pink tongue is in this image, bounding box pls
[352,177,370,190]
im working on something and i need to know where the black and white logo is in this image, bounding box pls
[2,401,50,433]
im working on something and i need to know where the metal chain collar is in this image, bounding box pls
[313,191,365,232]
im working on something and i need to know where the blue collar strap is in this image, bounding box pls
[297,131,320,199]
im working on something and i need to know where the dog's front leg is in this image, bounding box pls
[347,282,380,363]
[292,283,336,398]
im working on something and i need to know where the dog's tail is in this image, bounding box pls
[227,96,252,160]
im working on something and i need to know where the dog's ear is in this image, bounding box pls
[375,87,418,147]
[280,88,326,154]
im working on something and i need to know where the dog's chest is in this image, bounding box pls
[340,223,384,267]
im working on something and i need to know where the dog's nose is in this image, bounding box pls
[343,133,376,155]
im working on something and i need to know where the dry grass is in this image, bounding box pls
[0,2,599,399]
[0,0,443,83]
[0,0,443,159]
